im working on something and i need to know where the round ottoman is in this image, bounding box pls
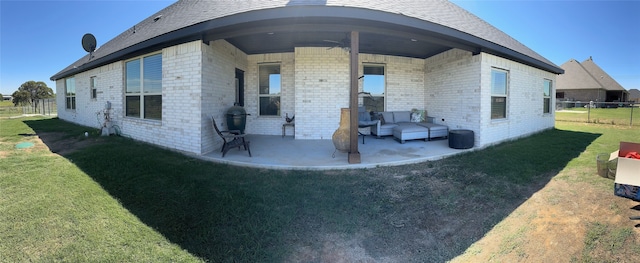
[448,129,474,149]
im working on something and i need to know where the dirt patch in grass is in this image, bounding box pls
[451,173,640,262]
[278,162,640,263]
[36,132,106,156]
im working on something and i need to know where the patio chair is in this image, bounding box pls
[211,116,251,157]
[358,106,379,144]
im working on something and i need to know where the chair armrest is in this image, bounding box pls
[222,130,245,137]
[426,116,435,123]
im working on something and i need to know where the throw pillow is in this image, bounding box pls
[378,113,386,125]
[411,111,422,122]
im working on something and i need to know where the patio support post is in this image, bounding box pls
[348,31,361,164]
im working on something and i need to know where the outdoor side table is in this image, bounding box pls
[282,122,295,138]
[448,129,474,149]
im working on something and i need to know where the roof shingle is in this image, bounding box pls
[51,0,562,80]
[557,57,626,91]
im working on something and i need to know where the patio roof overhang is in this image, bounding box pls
[50,5,563,81]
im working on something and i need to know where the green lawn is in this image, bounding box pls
[0,100,57,118]
[0,100,21,118]
[1,116,639,262]
[556,107,640,126]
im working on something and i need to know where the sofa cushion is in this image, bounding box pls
[381,112,395,124]
[393,111,411,123]
[373,123,397,136]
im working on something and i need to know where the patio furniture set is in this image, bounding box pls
[363,110,449,144]
[211,108,473,158]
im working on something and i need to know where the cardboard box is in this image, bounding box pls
[613,142,640,201]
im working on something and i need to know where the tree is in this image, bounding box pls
[12,81,54,111]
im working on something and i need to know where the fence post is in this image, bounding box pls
[587,103,591,123]
[631,104,634,127]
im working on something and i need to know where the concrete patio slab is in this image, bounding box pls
[199,134,473,170]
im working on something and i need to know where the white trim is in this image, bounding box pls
[124,52,163,120]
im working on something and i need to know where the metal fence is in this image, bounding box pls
[555,101,638,126]
[0,99,57,118]
[2,98,636,127]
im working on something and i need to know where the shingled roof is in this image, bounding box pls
[628,89,640,101]
[557,57,626,91]
[51,0,563,81]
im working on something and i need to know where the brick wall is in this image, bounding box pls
[56,62,124,130]
[361,54,426,112]
[244,52,296,136]
[425,49,482,136]
[478,53,555,147]
[201,40,248,154]
[57,40,206,154]
[424,49,555,148]
[56,41,556,155]
[557,89,606,102]
[292,47,350,139]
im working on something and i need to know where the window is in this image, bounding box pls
[65,77,76,110]
[258,64,280,116]
[90,76,97,99]
[125,53,162,120]
[543,79,552,114]
[363,65,385,112]
[491,69,508,119]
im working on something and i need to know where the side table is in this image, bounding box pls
[448,129,474,149]
[282,123,295,138]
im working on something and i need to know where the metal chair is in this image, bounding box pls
[211,117,251,157]
[358,106,379,144]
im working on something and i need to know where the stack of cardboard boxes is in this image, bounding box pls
[613,142,640,201]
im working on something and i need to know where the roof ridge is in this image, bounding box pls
[581,57,626,91]
[577,58,605,89]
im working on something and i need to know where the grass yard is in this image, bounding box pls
[0,100,21,118]
[1,116,639,262]
[556,107,640,127]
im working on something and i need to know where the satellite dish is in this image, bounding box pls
[82,33,97,53]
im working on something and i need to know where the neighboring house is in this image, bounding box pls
[50,0,563,159]
[2,95,12,101]
[629,89,640,103]
[556,57,628,103]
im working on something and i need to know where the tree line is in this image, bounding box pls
[6,81,55,109]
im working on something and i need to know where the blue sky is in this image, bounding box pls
[1,0,639,96]
[451,0,640,91]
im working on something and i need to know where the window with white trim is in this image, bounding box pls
[543,79,552,114]
[65,77,76,110]
[90,76,97,100]
[363,65,385,112]
[258,64,281,116]
[491,68,508,119]
[125,53,162,120]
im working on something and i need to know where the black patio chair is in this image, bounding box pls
[358,106,379,144]
[211,116,251,157]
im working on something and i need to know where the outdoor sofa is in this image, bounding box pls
[372,111,448,143]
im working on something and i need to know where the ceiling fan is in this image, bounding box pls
[323,34,350,52]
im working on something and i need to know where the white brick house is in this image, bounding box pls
[51,0,563,160]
